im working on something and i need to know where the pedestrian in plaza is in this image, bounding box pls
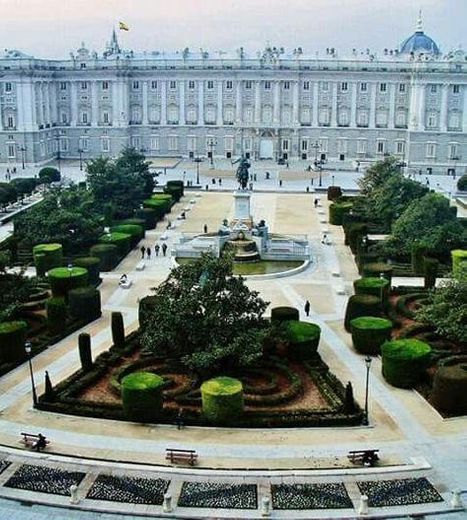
[162,243,168,257]
[203,224,208,234]
[253,173,257,181]
[176,408,184,430]
[219,178,222,186]
[314,198,319,208]
[286,161,289,169]
[181,211,186,219]
[166,220,171,230]
[12,167,16,174]
[212,178,216,184]
[321,233,328,244]
[279,179,283,187]
[425,177,430,186]
[304,300,311,317]
[155,243,160,256]
[140,245,146,259]
[265,171,270,180]
[146,246,152,260]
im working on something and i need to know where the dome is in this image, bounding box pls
[399,12,440,56]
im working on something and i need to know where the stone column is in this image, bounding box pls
[44,82,51,125]
[292,81,299,125]
[254,81,261,124]
[179,80,185,125]
[112,80,120,127]
[91,81,98,126]
[49,82,58,124]
[369,82,376,129]
[37,82,44,126]
[439,83,448,132]
[235,80,242,124]
[350,82,357,127]
[142,80,149,125]
[216,80,223,125]
[197,80,204,125]
[417,83,426,130]
[312,81,319,127]
[160,80,167,125]
[121,79,129,126]
[388,82,396,129]
[273,81,280,124]
[331,82,338,127]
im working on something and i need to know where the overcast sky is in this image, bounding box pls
[0,0,465,58]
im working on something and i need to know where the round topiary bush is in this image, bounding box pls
[110,224,145,247]
[48,266,88,298]
[431,356,467,416]
[270,306,300,323]
[89,244,118,271]
[0,321,28,362]
[329,201,353,225]
[201,376,244,425]
[165,180,184,202]
[46,297,67,336]
[327,186,342,201]
[451,250,467,281]
[33,243,63,276]
[350,316,393,355]
[135,207,158,230]
[99,232,132,257]
[73,256,101,285]
[457,174,467,192]
[121,371,165,422]
[68,286,101,322]
[38,167,60,184]
[344,294,381,331]
[381,339,431,388]
[353,277,390,302]
[362,262,393,284]
[286,321,321,360]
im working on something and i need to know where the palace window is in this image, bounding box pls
[453,85,460,94]
[102,111,110,124]
[426,143,436,158]
[399,83,406,93]
[283,81,290,90]
[341,82,348,92]
[245,81,252,89]
[81,81,88,90]
[360,82,367,92]
[357,110,368,127]
[224,136,234,151]
[264,81,271,90]
[395,141,405,154]
[449,112,460,128]
[321,81,329,91]
[379,83,387,92]
[282,139,289,151]
[59,137,68,152]
[81,112,89,124]
[61,112,68,124]
[187,136,196,151]
[130,136,141,149]
[301,139,308,151]
[79,136,89,151]
[101,137,110,152]
[303,81,310,90]
[226,80,233,90]
[5,82,12,92]
[168,136,178,151]
[207,81,214,90]
[102,81,109,90]
[188,81,195,89]
[430,84,438,94]
[60,82,67,91]
[132,81,140,90]
[6,115,15,128]
[448,143,459,159]
[357,139,367,154]
[7,143,16,158]
[150,135,160,150]
[427,112,438,128]
[169,81,177,90]
[151,81,158,89]
[376,140,385,154]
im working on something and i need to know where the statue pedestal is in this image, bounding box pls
[232,190,253,229]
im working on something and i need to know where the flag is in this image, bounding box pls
[119,21,130,31]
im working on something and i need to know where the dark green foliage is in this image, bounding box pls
[143,194,173,219]
[46,297,67,336]
[109,224,144,247]
[329,202,353,225]
[327,186,342,201]
[350,316,392,355]
[0,321,27,362]
[201,376,244,425]
[33,243,63,276]
[89,244,118,271]
[346,223,368,253]
[381,339,431,388]
[411,242,428,275]
[135,207,158,230]
[99,232,131,257]
[270,306,299,323]
[423,257,439,289]
[138,295,157,328]
[111,311,125,348]
[38,167,61,183]
[361,262,393,284]
[73,256,101,285]
[343,382,356,414]
[121,371,164,422]
[68,286,101,321]
[457,174,467,191]
[78,332,93,372]
[0,182,17,206]
[432,356,467,415]
[344,295,381,331]
[48,266,88,298]
[286,321,321,360]
[44,370,54,399]
[119,218,147,232]
[10,177,38,196]
[451,250,467,281]
[353,277,390,302]
[164,180,184,202]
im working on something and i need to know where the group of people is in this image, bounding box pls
[5,167,17,181]
[140,243,168,259]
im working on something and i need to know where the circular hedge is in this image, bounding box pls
[73,256,101,285]
[201,376,244,425]
[135,208,158,230]
[451,250,467,281]
[121,371,165,422]
[329,202,353,225]
[270,306,299,323]
[33,243,63,276]
[344,294,381,331]
[286,321,321,360]
[381,339,431,388]
[90,244,118,271]
[0,321,28,362]
[38,167,60,183]
[362,262,393,283]
[353,277,390,302]
[432,357,467,415]
[48,266,88,298]
[68,286,101,322]
[350,316,392,355]
[99,232,132,257]
[457,174,467,191]
[110,224,145,247]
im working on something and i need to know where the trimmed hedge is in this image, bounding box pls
[327,186,342,201]
[46,297,67,336]
[135,207,158,230]
[110,224,145,247]
[411,242,428,275]
[329,202,353,225]
[68,286,101,322]
[432,356,467,415]
[73,256,101,285]
[201,376,244,425]
[111,311,125,348]
[78,333,93,372]
[121,371,165,422]
[33,243,63,276]
[423,257,439,289]
[119,218,146,229]
[270,306,299,323]
[38,167,60,183]
[0,321,27,362]
[361,262,393,284]
[143,194,173,219]
[350,316,392,355]
[457,174,467,191]
[89,244,118,271]
[451,250,467,281]
[138,295,157,328]
[286,321,321,360]
[99,232,132,257]
[346,222,368,253]
[48,266,88,298]
[344,294,381,332]
[353,277,390,302]
[381,339,431,388]
[164,180,184,202]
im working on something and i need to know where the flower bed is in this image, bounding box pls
[177,482,257,509]
[86,474,169,504]
[271,483,352,509]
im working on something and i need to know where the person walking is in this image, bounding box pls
[140,245,146,259]
[146,246,152,260]
[203,224,208,234]
[304,300,311,317]
[154,243,160,256]
[314,198,319,208]
[162,243,168,257]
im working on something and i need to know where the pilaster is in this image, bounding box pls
[197,80,204,125]
[254,81,261,124]
[235,80,242,124]
[273,81,280,124]
[388,82,396,129]
[439,83,448,132]
[331,82,338,127]
[70,81,78,127]
[369,82,376,129]
[179,80,185,125]
[91,81,98,126]
[216,80,223,126]
[142,80,149,125]
[312,81,319,127]
[350,82,357,127]
[160,80,167,125]
[292,81,299,125]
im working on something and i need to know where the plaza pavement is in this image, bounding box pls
[0,167,465,517]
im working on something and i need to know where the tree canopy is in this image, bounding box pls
[357,156,402,196]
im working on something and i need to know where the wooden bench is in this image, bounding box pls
[165,448,198,466]
[20,432,50,451]
[348,449,379,467]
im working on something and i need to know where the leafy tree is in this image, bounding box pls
[140,253,270,375]
[115,147,154,197]
[415,279,467,344]
[357,156,402,196]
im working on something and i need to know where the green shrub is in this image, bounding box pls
[99,232,132,257]
[0,321,28,362]
[121,371,165,422]
[89,244,119,271]
[344,295,381,331]
[353,277,390,302]
[411,242,428,275]
[46,297,67,336]
[201,376,244,425]
[361,262,393,284]
[432,356,467,415]
[381,339,431,388]
[73,256,101,285]
[138,295,157,329]
[164,180,184,202]
[423,257,439,289]
[48,266,88,299]
[457,174,467,191]
[327,186,343,201]
[350,316,392,355]
[111,311,125,348]
[78,332,93,372]
[286,321,321,359]
[451,250,467,281]
[0,182,17,205]
[135,207,158,230]
[33,243,63,276]
[38,167,60,184]
[68,286,101,322]
[110,224,145,247]
[270,306,299,323]
[10,177,38,196]
[119,218,147,233]
[143,194,173,219]
[329,202,353,225]
[346,222,368,253]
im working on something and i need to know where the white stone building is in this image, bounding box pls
[0,15,466,175]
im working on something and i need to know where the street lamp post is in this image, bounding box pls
[207,139,217,169]
[24,341,38,407]
[362,356,372,426]
[78,148,83,171]
[318,162,323,187]
[19,146,26,170]
[194,156,202,185]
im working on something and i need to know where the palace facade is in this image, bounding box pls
[0,16,466,174]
